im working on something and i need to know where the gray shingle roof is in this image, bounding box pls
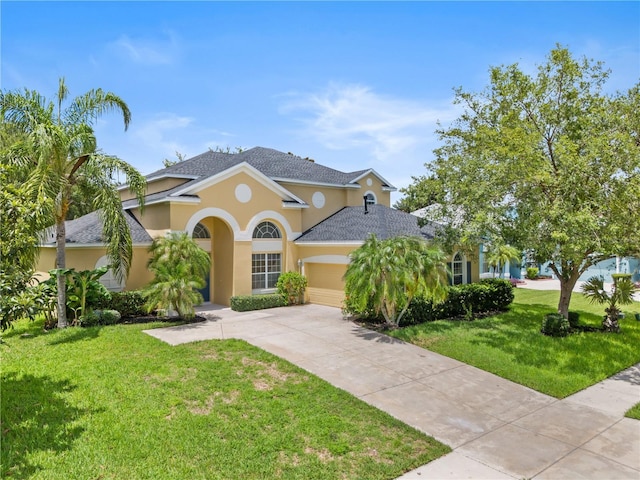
[295,205,440,242]
[50,210,152,244]
[146,147,387,187]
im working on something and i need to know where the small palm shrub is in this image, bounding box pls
[581,274,637,333]
[143,233,211,320]
[526,267,539,280]
[343,235,449,327]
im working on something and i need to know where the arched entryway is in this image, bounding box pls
[186,210,236,306]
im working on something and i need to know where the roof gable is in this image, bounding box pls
[168,162,307,205]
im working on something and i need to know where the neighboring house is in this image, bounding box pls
[36,147,479,308]
[538,257,640,283]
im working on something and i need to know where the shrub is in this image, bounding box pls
[80,310,101,327]
[230,294,287,312]
[101,309,121,325]
[97,291,146,317]
[568,311,580,329]
[403,279,514,325]
[526,267,539,280]
[80,309,121,327]
[478,278,515,310]
[41,267,112,323]
[276,272,308,305]
[541,313,571,337]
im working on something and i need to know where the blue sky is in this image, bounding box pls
[2,1,639,203]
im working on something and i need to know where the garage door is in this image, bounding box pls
[305,263,346,308]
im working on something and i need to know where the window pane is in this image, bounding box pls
[267,273,280,288]
[252,274,265,289]
[267,253,281,272]
[253,221,281,239]
[252,254,265,274]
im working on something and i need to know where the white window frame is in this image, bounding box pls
[251,252,281,293]
[452,252,465,285]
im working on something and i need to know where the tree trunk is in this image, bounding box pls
[602,307,621,333]
[56,217,68,328]
[557,268,581,319]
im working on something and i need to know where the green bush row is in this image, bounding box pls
[230,294,287,312]
[95,291,147,317]
[80,309,122,327]
[403,279,515,325]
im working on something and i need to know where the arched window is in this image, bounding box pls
[252,221,282,292]
[452,252,464,285]
[192,222,211,239]
[253,221,281,239]
[364,192,376,205]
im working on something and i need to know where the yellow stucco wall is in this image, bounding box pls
[280,183,348,231]
[129,203,171,233]
[346,175,391,207]
[35,248,57,278]
[212,218,234,305]
[35,246,153,291]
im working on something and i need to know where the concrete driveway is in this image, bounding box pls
[145,304,640,479]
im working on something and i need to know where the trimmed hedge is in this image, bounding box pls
[403,278,515,325]
[96,291,146,317]
[230,294,287,312]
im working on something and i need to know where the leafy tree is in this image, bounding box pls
[394,174,443,213]
[162,150,186,168]
[581,275,637,333]
[143,232,211,319]
[343,235,449,327]
[486,243,521,279]
[424,46,640,318]
[1,78,146,328]
[0,164,52,330]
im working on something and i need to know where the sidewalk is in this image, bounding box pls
[145,304,640,479]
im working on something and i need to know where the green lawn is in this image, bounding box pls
[626,403,640,420]
[1,319,449,479]
[390,288,640,398]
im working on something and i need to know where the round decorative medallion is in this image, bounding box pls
[235,183,252,203]
[366,178,373,186]
[312,191,325,209]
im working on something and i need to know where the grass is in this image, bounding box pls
[389,288,640,398]
[1,318,449,479]
[626,403,640,420]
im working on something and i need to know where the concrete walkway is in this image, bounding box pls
[144,304,640,479]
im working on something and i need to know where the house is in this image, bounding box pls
[35,147,481,308]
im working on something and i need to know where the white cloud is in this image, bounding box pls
[109,30,179,65]
[280,83,459,162]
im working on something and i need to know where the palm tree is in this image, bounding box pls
[486,244,521,279]
[344,235,449,327]
[143,232,211,319]
[581,275,637,333]
[1,78,146,328]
